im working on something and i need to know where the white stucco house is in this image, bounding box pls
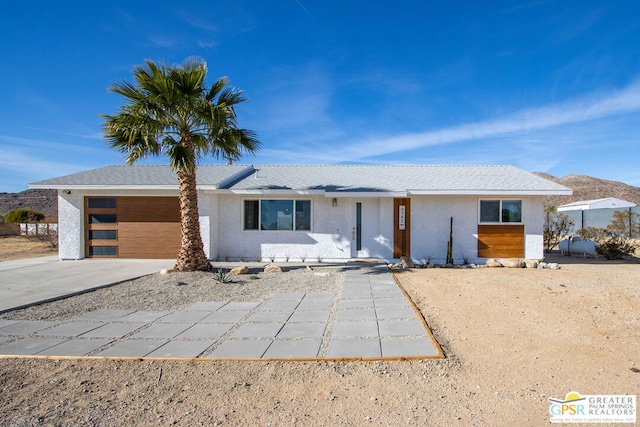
[30,164,571,264]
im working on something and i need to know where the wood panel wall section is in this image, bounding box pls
[85,196,181,258]
[393,198,411,258]
[477,224,525,258]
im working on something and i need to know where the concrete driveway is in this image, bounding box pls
[0,257,173,313]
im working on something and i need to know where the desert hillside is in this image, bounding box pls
[532,172,640,208]
[0,189,58,219]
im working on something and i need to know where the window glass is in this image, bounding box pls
[87,198,116,209]
[480,200,500,222]
[89,230,117,240]
[261,200,293,230]
[244,200,259,230]
[295,200,311,231]
[502,200,522,223]
[88,246,117,256]
[88,214,117,224]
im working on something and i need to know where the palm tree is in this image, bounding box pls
[102,58,260,271]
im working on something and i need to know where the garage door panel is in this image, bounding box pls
[117,222,181,258]
[478,225,524,258]
[118,197,180,222]
[86,196,181,259]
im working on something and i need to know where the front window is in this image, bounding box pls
[479,200,522,223]
[244,199,311,231]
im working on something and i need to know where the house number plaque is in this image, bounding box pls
[398,205,406,230]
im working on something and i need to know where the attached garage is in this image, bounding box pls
[85,196,180,258]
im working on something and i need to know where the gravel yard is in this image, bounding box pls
[1,254,639,425]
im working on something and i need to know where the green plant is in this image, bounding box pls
[249,275,258,280]
[213,268,232,283]
[446,217,454,265]
[3,209,45,223]
[543,206,575,253]
[102,58,260,272]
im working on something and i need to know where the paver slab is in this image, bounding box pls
[268,293,305,302]
[146,339,216,358]
[338,299,375,309]
[38,338,114,356]
[288,310,331,323]
[258,300,300,311]
[117,311,170,322]
[263,339,321,358]
[76,309,136,322]
[96,339,169,357]
[157,311,212,323]
[208,339,272,358]
[231,322,284,338]
[326,338,381,358]
[375,307,419,320]
[0,320,19,329]
[174,323,233,339]
[302,293,335,301]
[277,322,326,339]
[0,337,68,355]
[35,322,107,337]
[374,297,411,308]
[246,311,293,322]
[200,310,250,323]
[378,320,428,336]
[381,337,439,357]
[219,302,260,311]
[80,322,146,338]
[0,320,58,335]
[131,323,195,339]
[335,309,376,321]
[296,299,334,310]
[332,320,379,338]
[183,301,229,311]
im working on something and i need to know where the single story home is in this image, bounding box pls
[557,197,636,212]
[30,164,571,263]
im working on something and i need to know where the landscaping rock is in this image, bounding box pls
[523,259,538,269]
[498,258,525,268]
[229,266,249,275]
[264,264,286,273]
[485,259,503,268]
[400,256,414,268]
[306,265,313,271]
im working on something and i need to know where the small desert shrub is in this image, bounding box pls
[214,268,232,283]
[249,275,259,280]
[3,209,45,223]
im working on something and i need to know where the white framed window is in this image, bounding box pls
[244,199,312,231]
[479,199,522,223]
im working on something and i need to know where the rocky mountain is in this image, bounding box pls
[532,172,640,208]
[0,189,58,219]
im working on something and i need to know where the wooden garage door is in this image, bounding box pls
[477,225,524,258]
[86,197,181,258]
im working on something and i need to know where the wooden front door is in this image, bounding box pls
[393,198,410,258]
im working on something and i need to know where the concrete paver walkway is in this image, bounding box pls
[0,263,442,360]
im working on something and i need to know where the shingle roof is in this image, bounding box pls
[30,164,572,195]
[29,165,254,189]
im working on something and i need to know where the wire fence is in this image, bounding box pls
[563,206,640,232]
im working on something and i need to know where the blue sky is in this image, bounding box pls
[2,1,640,192]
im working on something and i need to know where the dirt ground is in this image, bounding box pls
[1,253,639,425]
[0,236,57,261]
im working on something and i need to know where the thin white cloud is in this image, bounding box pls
[338,80,640,161]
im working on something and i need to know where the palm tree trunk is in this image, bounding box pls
[174,168,211,271]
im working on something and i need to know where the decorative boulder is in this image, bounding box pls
[523,259,538,269]
[498,258,525,268]
[264,264,286,273]
[230,266,249,275]
[400,256,414,268]
[485,258,503,268]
